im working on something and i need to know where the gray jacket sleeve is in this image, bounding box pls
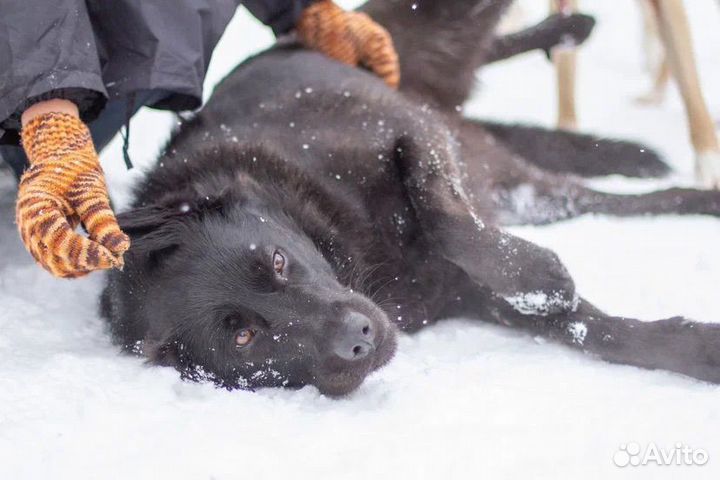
[0,0,318,145]
[0,0,107,144]
[243,0,318,35]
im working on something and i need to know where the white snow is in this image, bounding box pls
[2,1,720,479]
[503,290,579,316]
[568,321,588,346]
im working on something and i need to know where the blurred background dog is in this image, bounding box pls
[505,0,720,187]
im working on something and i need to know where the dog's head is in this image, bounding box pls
[106,146,397,396]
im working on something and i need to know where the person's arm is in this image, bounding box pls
[1,0,128,277]
[0,0,107,145]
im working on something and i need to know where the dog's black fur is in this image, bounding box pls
[103,0,720,395]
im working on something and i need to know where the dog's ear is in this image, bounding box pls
[117,191,198,234]
[117,191,227,261]
[117,203,188,263]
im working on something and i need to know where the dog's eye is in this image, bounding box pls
[235,329,255,348]
[273,250,286,276]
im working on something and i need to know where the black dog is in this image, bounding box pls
[103,0,720,396]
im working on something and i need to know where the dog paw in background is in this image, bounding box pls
[539,12,596,59]
[696,151,720,189]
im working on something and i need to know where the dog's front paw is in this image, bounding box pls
[501,247,578,316]
[502,289,579,316]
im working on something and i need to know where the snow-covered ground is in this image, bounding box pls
[2,1,720,478]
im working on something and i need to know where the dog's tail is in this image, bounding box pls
[362,0,512,110]
[479,121,672,179]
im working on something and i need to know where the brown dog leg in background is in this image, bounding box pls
[635,0,671,105]
[550,0,579,131]
[652,0,720,187]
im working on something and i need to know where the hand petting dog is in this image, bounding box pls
[16,112,130,278]
[297,0,400,88]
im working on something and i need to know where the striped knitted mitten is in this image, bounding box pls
[16,112,130,278]
[297,0,400,88]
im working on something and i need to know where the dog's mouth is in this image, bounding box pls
[370,319,399,371]
[314,317,398,397]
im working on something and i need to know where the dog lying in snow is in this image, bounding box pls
[102,0,720,396]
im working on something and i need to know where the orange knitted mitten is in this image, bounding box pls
[297,0,400,88]
[16,112,130,278]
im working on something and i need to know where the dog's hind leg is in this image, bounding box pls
[572,187,720,219]
[491,170,720,225]
[493,150,720,224]
[495,179,720,225]
[445,285,720,384]
[476,120,672,179]
[456,120,720,224]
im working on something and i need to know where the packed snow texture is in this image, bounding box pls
[2,1,720,479]
[503,290,580,316]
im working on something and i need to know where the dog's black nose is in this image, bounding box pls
[331,312,375,361]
